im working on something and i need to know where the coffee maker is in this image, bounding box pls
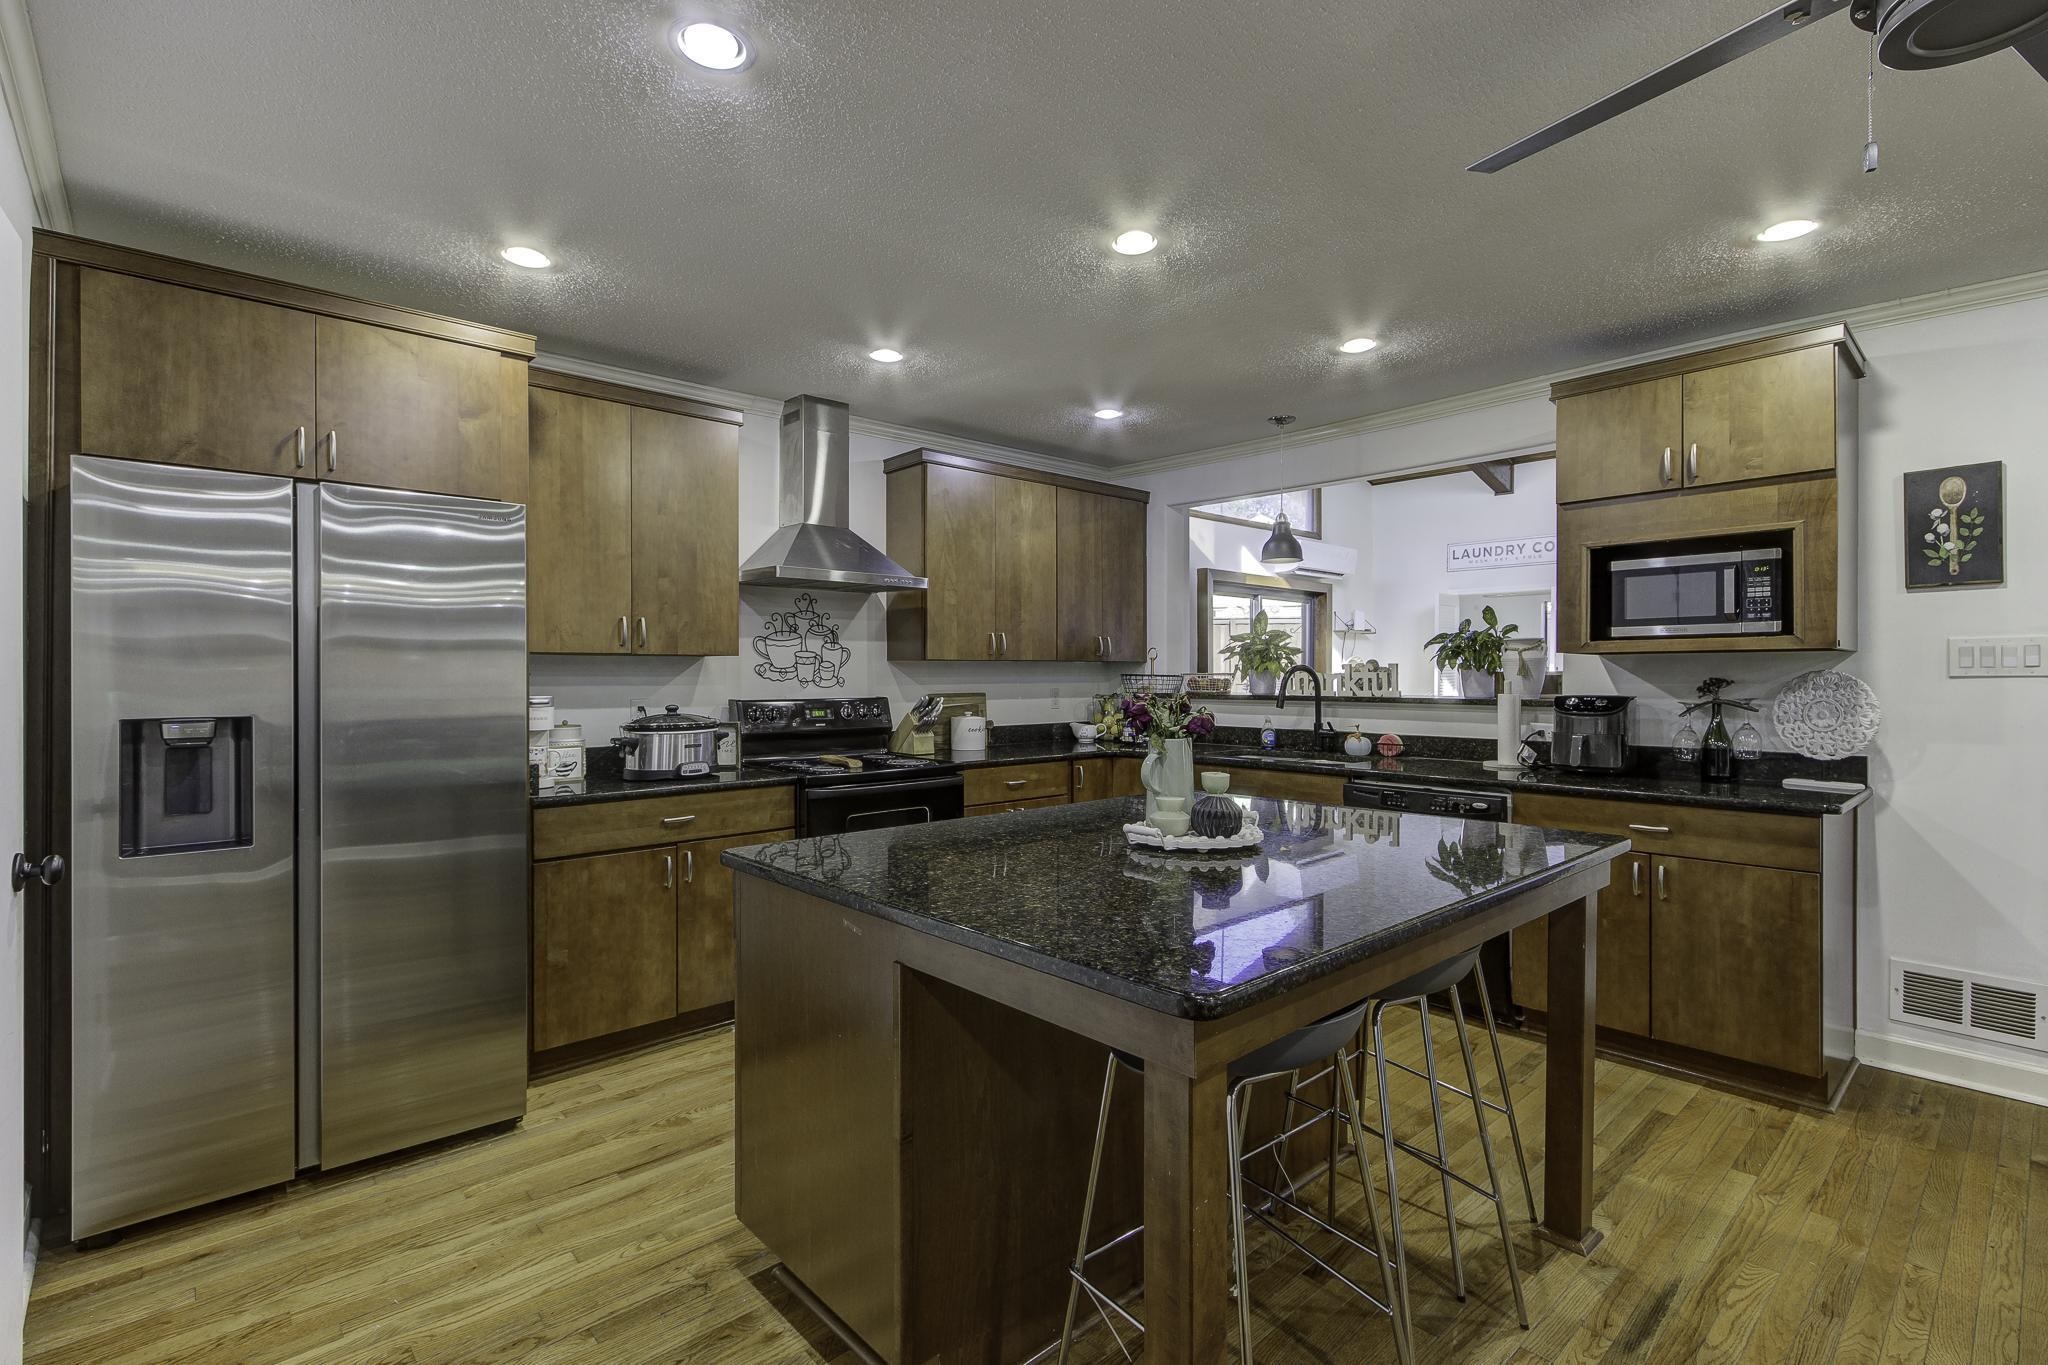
[1543,695,1634,772]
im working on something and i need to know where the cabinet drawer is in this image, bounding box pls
[967,795,1068,817]
[1511,792,1818,873]
[1211,765,1346,805]
[965,762,1070,805]
[534,785,796,860]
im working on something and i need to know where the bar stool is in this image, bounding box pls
[1360,949,1529,1340]
[1058,1004,1413,1365]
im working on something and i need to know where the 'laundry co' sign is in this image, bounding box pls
[1445,536,1557,572]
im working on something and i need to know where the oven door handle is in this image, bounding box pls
[802,775,966,804]
[845,805,934,831]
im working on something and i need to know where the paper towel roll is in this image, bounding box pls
[1492,691,1522,769]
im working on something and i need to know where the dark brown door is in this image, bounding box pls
[923,464,1000,660]
[1554,376,1683,503]
[1650,855,1822,1075]
[1681,347,1838,489]
[1057,487,1145,661]
[76,268,315,476]
[677,829,794,1014]
[1099,493,1147,661]
[533,847,680,1051]
[1070,758,1111,802]
[527,388,633,654]
[314,315,527,502]
[630,406,739,656]
[992,475,1058,660]
[1508,851,1651,1035]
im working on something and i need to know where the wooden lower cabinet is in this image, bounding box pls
[678,829,793,1014]
[533,847,680,1051]
[1209,764,1345,804]
[968,795,1067,817]
[1510,852,1652,1036]
[1650,855,1822,1077]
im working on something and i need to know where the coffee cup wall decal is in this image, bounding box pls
[752,594,852,687]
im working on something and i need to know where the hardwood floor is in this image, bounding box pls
[23,1016,2045,1363]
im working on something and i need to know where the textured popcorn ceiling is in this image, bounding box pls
[28,0,2048,464]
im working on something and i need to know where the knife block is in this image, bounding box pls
[889,714,937,757]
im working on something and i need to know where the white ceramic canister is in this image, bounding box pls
[546,722,585,782]
[529,695,555,731]
[949,715,989,752]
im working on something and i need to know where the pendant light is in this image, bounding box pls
[1259,512,1303,569]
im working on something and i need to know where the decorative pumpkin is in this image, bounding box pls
[1190,793,1245,839]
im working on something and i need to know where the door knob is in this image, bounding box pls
[12,852,64,892]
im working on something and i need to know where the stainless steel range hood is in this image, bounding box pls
[739,395,928,592]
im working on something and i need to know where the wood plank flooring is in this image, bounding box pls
[23,1016,2045,1363]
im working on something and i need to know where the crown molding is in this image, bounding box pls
[0,0,69,230]
[1118,263,2048,480]
[531,349,1114,481]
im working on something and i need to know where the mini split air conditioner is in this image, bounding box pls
[1291,542,1357,579]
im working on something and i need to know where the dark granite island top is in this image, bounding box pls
[724,796,1627,1021]
[726,797,1625,1364]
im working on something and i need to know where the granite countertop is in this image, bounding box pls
[723,796,1628,1020]
[1346,755,1872,816]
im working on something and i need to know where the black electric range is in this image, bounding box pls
[732,696,965,835]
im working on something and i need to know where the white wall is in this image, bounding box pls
[1136,289,2048,1097]
[530,420,1122,740]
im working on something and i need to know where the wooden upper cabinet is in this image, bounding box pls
[1057,488,1147,662]
[1553,376,1682,503]
[76,268,316,476]
[921,463,1005,659]
[631,406,739,657]
[991,475,1058,660]
[1680,346,1838,489]
[313,316,529,504]
[527,388,633,653]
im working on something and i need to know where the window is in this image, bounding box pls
[1189,488,1321,538]
[1196,569,1331,687]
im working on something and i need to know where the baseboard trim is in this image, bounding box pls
[1856,1029,2048,1106]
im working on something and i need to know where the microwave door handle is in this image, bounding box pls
[1726,566,1737,619]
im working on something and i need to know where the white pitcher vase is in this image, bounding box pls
[1140,736,1195,825]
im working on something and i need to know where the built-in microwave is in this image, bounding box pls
[1593,536,1789,640]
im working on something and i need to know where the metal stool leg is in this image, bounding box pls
[1059,1051,1122,1363]
[1416,995,1466,1300]
[1370,1003,1415,1357]
[1450,983,1530,1327]
[1226,1084,1257,1364]
[1337,1047,1415,1365]
[1472,967,1538,1223]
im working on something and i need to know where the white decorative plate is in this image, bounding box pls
[1773,669,1881,760]
[1123,818,1263,854]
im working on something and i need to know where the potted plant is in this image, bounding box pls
[1425,606,1521,700]
[1117,689,1217,822]
[1220,610,1302,696]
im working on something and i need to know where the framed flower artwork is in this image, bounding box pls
[1904,461,2004,590]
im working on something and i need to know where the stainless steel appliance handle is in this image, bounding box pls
[618,616,630,650]
[805,775,963,802]
[1687,442,1699,482]
[326,430,338,473]
[294,426,307,469]
[1657,863,1669,901]
[637,616,648,649]
[1627,823,1670,834]
[662,854,674,890]
[1661,446,1672,485]
[661,814,697,828]
[846,806,933,830]
[1630,860,1642,897]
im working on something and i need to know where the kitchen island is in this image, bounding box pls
[724,797,1628,1363]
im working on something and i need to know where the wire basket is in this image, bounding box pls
[1184,672,1233,696]
[1120,648,1187,694]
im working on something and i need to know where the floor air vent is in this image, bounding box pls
[1891,958,2048,1052]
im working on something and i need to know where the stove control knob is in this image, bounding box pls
[839,702,853,719]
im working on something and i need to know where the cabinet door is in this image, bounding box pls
[678,829,793,1015]
[1554,376,1683,503]
[993,475,1059,659]
[77,268,315,476]
[1681,347,1837,489]
[923,465,1000,659]
[1070,758,1112,802]
[314,316,528,502]
[1100,494,1148,661]
[533,847,679,1051]
[1057,489,1148,661]
[1650,855,1821,1076]
[1508,851,1651,1035]
[630,406,740,656]
[527,388,633,653]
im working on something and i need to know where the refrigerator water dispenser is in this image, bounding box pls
[119,717,253,856]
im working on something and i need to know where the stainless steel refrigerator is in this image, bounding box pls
[58,454,529,1239]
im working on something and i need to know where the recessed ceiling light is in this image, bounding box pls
[869,348,904,363]
[1093,408,1125,420]
[1338,336,1379,354]
[1111,230,1157,256]
[1756,219,1820,242]
[499,246,552,269]
[674,21,752,71]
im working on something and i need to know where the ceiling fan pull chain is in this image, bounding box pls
[1863,27,1880,173]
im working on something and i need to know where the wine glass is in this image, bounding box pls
[1672,722,1701,763]
[1734,722,1763,762]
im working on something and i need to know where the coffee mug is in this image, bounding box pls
[815,655,841,685]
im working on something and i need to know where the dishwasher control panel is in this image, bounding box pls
[1344,781,1509,821]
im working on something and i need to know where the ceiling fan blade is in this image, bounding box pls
[2018,31,2048,80]
[1468,0,1856,173]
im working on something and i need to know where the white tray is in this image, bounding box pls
[1123,816,1263,854]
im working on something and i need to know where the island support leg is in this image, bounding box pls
[1143,1065,1233,1360]
[1541,891,1602,1254]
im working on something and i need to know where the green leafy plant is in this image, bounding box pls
[1220,610,1302,679]
[1425,605,1521,680]
[1425,834,1505,896]
[1923,502,1984,573]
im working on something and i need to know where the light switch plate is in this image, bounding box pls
[1948,635,2048,678]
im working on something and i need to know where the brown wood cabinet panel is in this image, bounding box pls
[76,268,315,476]
[923,464,1001,659]
[314,315,528,502]
[993,476,1058,660]
[1650,856,1822,1077]
[1209,765,1345,804]
[630,406,739,656]
[1510,792,1819,873]
[1057,488,1148,662]
[966,762,1071,805]
[533,847,679,1051]
[526,388,632,654]
[1510,852,1651,1035]
[966,795,1069,817]
[678,828,793,1015]
[1070,758,1113,802]
[1109,758,1145,797]
[533,785,797,860]
[1554,376,1682,503]
[1681,346,1837,489]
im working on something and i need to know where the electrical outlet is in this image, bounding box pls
[1948,636,2048,678]
[628,697,648,717]
[1051,685,1061,704]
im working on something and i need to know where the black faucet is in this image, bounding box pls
[1274,664,1334,747]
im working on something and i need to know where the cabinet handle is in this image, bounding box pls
[662,854,674,890]
[988,631,997,658]
[636,616,648,649]
[661,814,697,828]
[998,631,1008,656]
[1074,764,1086,789]
[294,426,307,469]
[1687,442,1699,483]
[1630,861,1642,897]
[326,430,339,474]
[1660,446,1673,486]
[1657,863,1669,901]
[1626,823,1670,835]
[617,616,630,650]
[1005,778,1027,789]
[684,849,695,884]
